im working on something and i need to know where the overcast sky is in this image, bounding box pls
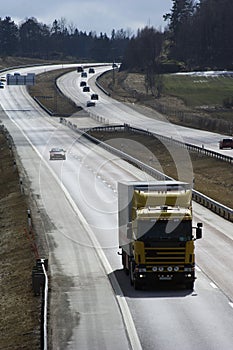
[1,0,172,35]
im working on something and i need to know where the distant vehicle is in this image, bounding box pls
[81,72,87,78]
[112,63,118,68]
[86,100,95,107]
[91,93,99,100]
[0,82,4,89]
[0,77,6,82]
[88,68,95,73]
[83,86,90,92]
[14,72,21,76]
[219,138,233,149]
[49,148,66,160]
[80,81,86,87]
[77,66,84,72]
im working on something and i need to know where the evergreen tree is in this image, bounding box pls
[0,17,18,56]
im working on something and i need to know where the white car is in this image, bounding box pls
[49,148,66,160]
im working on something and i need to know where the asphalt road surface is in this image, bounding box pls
[0,65,233,350]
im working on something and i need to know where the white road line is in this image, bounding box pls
[229,302,233,309]
[210,282,218,289]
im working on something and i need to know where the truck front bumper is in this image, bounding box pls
[134,271,195,287]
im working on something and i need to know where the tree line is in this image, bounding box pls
[0,16,130,62]
[1,1,233,72]
[121,0,233,73]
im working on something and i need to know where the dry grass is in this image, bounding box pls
[0,132,40,350]
[28,69,81,116]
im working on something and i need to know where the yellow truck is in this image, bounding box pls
[118,181,202,290]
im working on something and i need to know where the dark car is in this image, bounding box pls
[81,72,87,78]
[86,101,95,107]
[83,86,90,92]
[80,81,86,87]
[91,93,99,100]
[49,148,66,160]
[77,66,84,72]
[219,138,233,149]
[88,68,95,73]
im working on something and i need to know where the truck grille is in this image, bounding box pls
[145,247,186,270]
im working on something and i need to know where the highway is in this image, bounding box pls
[0,64,233,349]
[57,66,233,158]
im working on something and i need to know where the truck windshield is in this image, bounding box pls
[137,219,192,241]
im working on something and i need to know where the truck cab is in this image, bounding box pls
[118,181,202,290]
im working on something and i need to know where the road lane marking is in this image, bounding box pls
[210,282,218,289]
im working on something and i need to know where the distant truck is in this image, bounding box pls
[118,181,202,290]
[219,138,233,149]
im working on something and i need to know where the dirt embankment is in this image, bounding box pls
[0,128,40,350]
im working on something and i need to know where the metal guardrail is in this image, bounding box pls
[129,125,233,164]
[95,70,111,96]
[60,119,233,222]
[32,259,48,350]
[83,124,233,164]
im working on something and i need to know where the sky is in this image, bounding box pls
[1,0,172,36]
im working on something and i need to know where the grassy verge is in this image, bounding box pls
[163,75,233,109]
[28,68,82,116]
[0,131,40,350]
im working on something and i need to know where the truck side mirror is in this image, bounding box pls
[196,222,202,239]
